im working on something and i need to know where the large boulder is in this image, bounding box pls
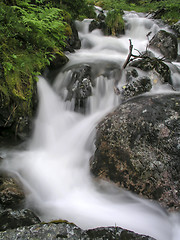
[90,94,180,211]
[149,30,178,60]
[0,221,155,239]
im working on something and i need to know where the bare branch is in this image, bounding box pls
[122,39,134,69]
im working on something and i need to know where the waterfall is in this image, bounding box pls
[1,11,180,240]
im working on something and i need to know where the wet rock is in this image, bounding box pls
[149,30,178,60]
[97,12,106,21]
[65,21,81,52]
[126,68,139,83]
[89,10,107,33]
[89,19,107,34]
[85,226,155,240]
[121,77,152,100]
[171,21,180,38]
[89,20,100,32]
[66,64,92,113]
[48,53,69,71]
[89,10,125,37]
[0,222,155,239]
[0,209,40,231]
[0,175,25,210]
[130,57,172,84]
[90,94,180,211]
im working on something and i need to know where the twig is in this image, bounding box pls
[122,39,134,69]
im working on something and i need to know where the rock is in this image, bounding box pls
[149,8,166,20]
[90,94,180,211]
[129,57,172,84]
[85,226,155,240]
[126,68,139,83]
[89,10,125,37]
[121,77,152,100]
[0,209,40,231]
[0,77,37,143]
[171,21,180,38]
[89,20,107,34]
[0,221,155,239]
[0,175,25,210]
[149,30,178,60]
[97,12,106,21]
[48,53,69,71]
[66,64,92,113]
[89,20,100,32]
[89,10,107,34]
[65,21,81,52]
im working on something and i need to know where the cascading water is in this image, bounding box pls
[1,11,180,240]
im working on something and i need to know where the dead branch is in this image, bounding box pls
[122,39,134,69]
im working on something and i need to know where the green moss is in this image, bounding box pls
[0,1,70,132]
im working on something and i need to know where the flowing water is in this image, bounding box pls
[1,11,180,240]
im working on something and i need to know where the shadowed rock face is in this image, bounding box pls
[0,209,41,231]
[149,30,178,61]
[90,94,180,211]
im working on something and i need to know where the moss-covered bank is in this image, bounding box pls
[0,0,95,142]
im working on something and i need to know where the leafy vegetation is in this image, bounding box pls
[0,0,95,137]
[94,0,180,23]
[0,1,68,127]
[105,9,125,36]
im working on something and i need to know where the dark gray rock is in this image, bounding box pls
[90,94,180,211]
[85,226,155,240]
[48,53,69,71]
[89,10,107,34]
[149,30,178,60]
[121,77,152,100]
[0,222,155,240]
[66,64,92,113]
[126,69,139,83]
[97,12,106,21]
[171,21,180,38]
[89,20,107,34]
[129,57,171,84]
[89,20,100,32]
[65,21,81,52]
[0,209,40,231]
